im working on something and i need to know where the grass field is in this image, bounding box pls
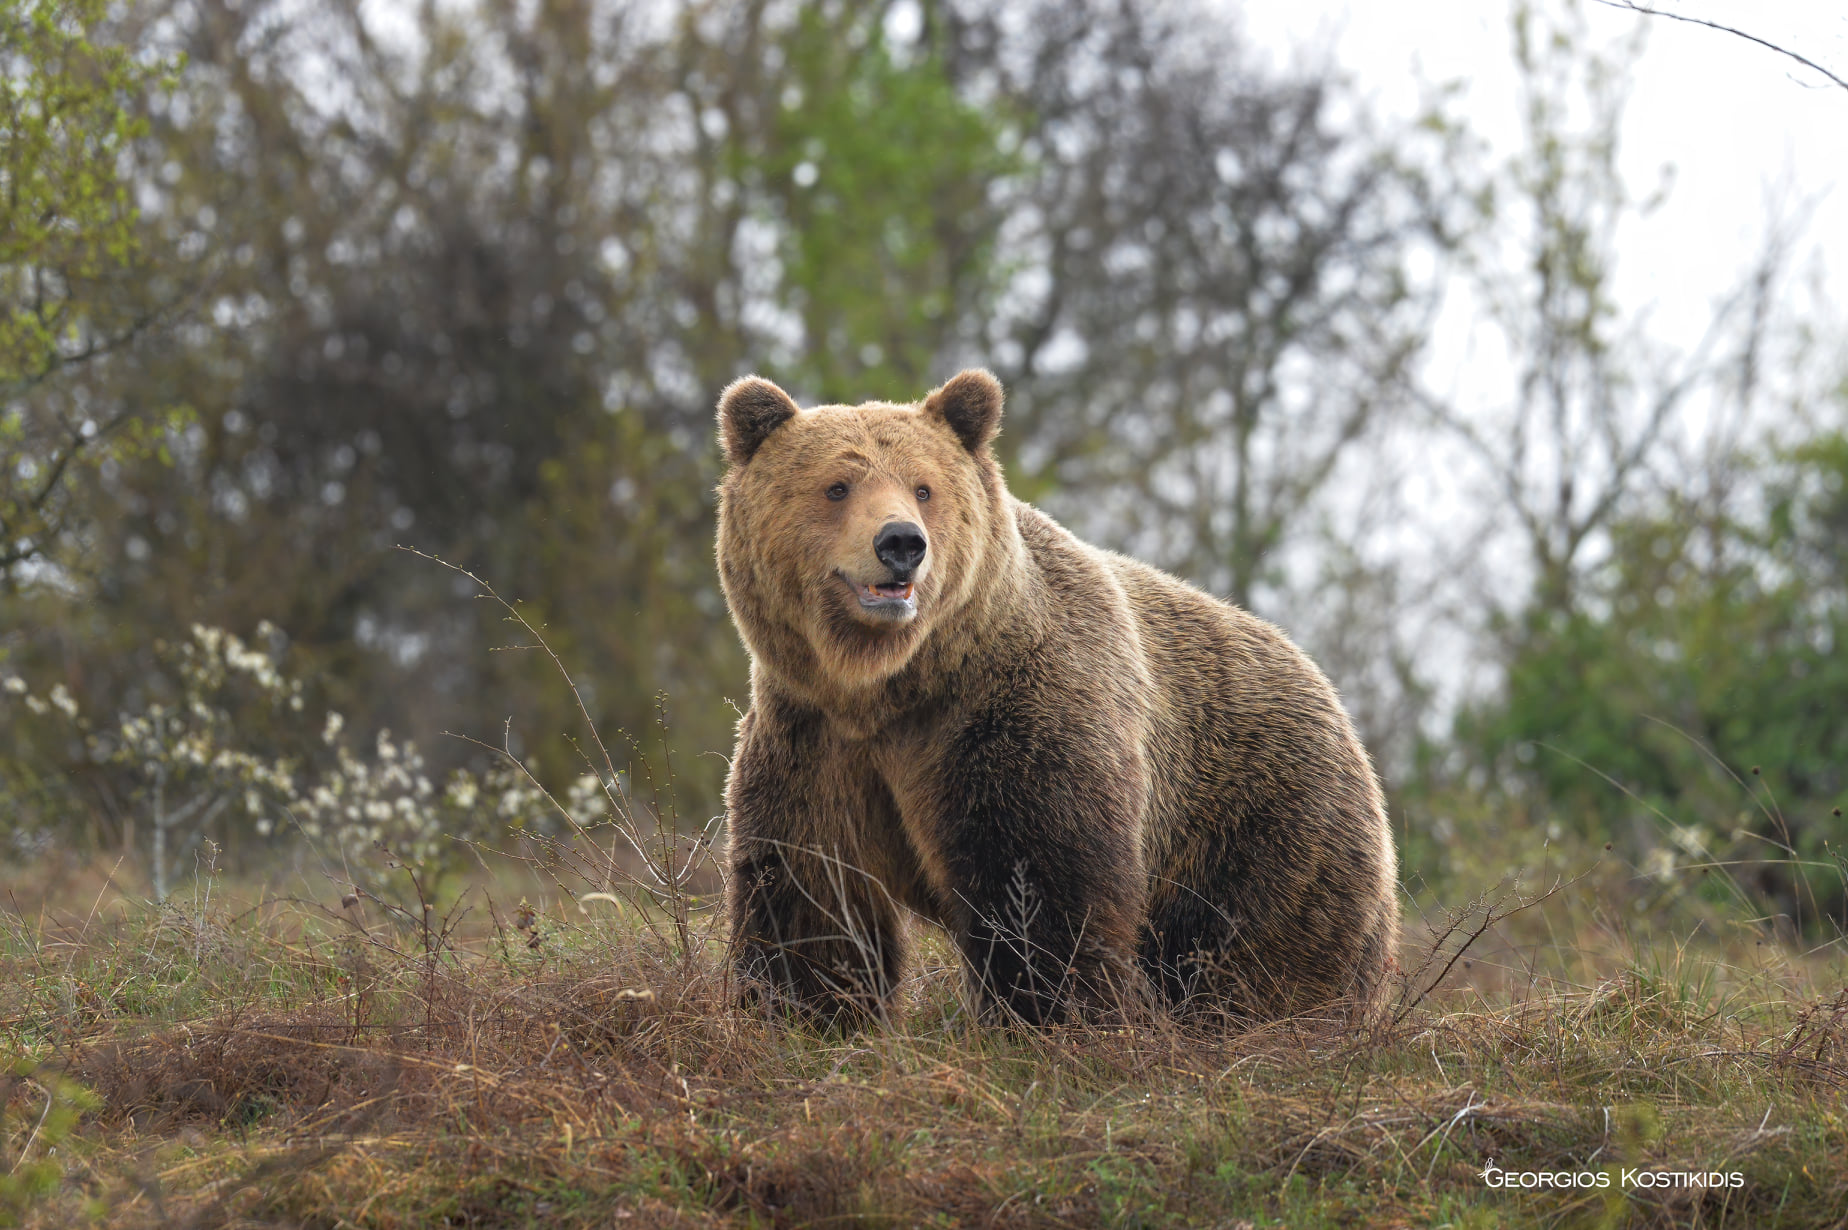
[2,851,1845,1229]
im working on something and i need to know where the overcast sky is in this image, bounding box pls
[1243,1,1848,385]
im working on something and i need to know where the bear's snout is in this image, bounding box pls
[873,521,927,578]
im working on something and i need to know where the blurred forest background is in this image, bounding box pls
[2,0,1844,932]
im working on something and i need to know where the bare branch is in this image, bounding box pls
[1592,1,1848,94]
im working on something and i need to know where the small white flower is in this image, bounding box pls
[1642,847,1677,883]
[446,775,480,810]
[24,695,48,715]
[567,773,609,821]
[48,684,79,719]
[1,676,25,694]
[322,711,345,745]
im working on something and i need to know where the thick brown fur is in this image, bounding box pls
[715,369,1399,1026]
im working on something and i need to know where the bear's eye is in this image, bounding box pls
[916,485,931,502]
[826,482,849,501]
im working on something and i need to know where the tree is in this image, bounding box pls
[741,2,1016,403]
[956,0,1447,615]
[1394,0,1831,915]
[3,0,1021,839]
[1459,429,1848,931]
[1,0,1472,872]
[1425,0,1786,618]
[0,0,176,576]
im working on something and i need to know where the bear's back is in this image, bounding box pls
[1012,502,1388,904]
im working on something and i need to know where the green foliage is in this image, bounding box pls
[0,0,163,387]
[1457,434,1848,927]
[751,5,1018,402]
[0,0,179,575]
[0,1059,99,1223]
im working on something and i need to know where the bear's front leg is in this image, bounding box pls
[725,703,910,1027]
[929,713,1152,1024]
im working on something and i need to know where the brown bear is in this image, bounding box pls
[715,368,1399,1026]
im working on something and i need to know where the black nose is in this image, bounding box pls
[873,521,927,574]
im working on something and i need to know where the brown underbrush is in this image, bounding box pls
[1,851,1845,1230]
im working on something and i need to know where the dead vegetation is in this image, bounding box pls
[1,851,1844,1230]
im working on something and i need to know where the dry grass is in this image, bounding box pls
[2,854,1846,1230]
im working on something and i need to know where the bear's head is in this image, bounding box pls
[715,369,1011,694]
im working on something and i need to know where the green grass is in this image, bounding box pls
[2,856,1845,1229]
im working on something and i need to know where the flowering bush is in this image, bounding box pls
[1,623,552,896]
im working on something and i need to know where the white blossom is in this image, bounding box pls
[11,620,549,888]
[445,774,480,810]
[48,684,79,719]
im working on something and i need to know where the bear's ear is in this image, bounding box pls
[924,368,1004,453]
[717,376,799,465]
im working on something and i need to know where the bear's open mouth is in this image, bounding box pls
[851,578,915,603]
[839,572,917,616]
